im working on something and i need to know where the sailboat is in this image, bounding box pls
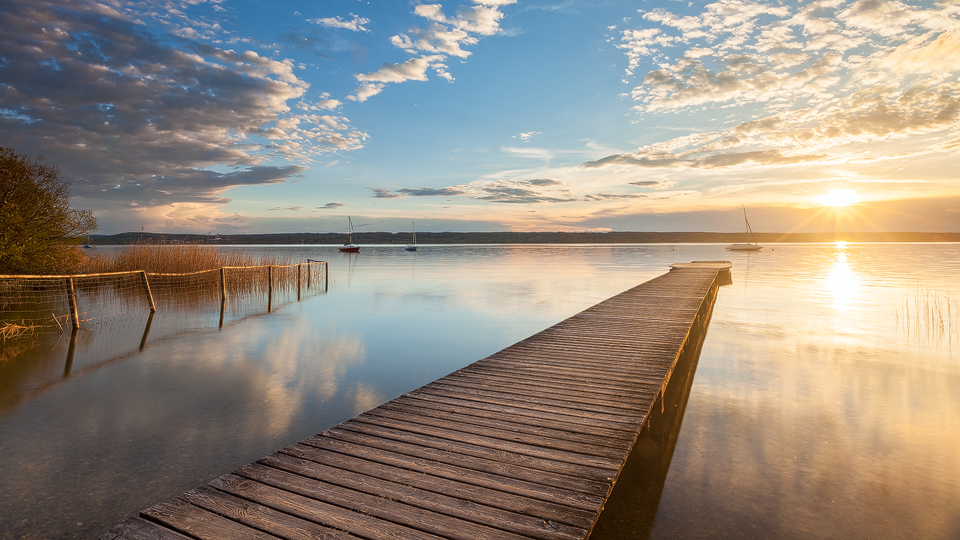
[405,222,419,251]
[339,216,360,253]
[726,205,763,251]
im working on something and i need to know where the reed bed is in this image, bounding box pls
[895,283,960,342]
[81,243,288,274]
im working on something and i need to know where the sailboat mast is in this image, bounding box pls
[742,205,758,246]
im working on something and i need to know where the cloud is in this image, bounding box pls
[526,178,562,186]
[0,0,364,209]
[398,187,468,196]
[317,203,344,209]
[269,206,303,212]
[629,180,675,189]
[308,14,372,32]
[501,146,554,162]
[367,178,576,204]
[356,55,443,83]
[517,131,542,141]
[352,0,515,100]
[347,83,385,102]
[475,179,577,204]
[582,193,649,201]
[80,166,307,206]
[621,0,960,114]
[592,13,960,176]
[369,188,404,199]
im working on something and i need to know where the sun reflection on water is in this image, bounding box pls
[823,242,861,311]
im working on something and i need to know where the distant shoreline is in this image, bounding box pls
[87,231,960,245]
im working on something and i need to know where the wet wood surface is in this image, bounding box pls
[101,265,723,540]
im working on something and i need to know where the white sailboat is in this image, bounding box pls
[726,205,763,251]
[405,222,419,251]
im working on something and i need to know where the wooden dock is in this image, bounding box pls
[102,263,728,540]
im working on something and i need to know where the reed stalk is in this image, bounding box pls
[895,282,959,343]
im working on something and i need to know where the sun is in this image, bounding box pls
[818,189,859,207]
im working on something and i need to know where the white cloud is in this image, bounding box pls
[501,146,554,163]
[308,14,372,32]
[356,55,444,83]
[352,0,514,100]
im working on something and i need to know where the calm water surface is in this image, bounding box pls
[0,243,958,539]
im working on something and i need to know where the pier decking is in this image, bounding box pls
[102,263,727,540]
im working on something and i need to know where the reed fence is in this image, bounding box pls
[0,261,328,341]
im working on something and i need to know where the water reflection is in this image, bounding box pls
[590,272,722,539]
[3,244,960,539]
[823,243,861,311]
[648,243,960,540]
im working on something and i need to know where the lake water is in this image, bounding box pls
[0,243,958,539]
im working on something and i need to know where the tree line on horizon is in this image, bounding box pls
[87,230,960,245]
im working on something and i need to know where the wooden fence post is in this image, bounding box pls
[139,311,155,351]
[220,267,227,304]
[297,264,302,301]
[267,265,273,313]
[324,261,329,291]
[67,277,80,330]
[141,271,157,313]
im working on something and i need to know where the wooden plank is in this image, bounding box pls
[409,386,644,426]
[355,408,626,459]
[428,376,651,412]
[101,265,726,540]
[257,452,589,540]
[422,381,644,416]
[234,463,535,540]
[377,397,633,451]
[308,430,611,498]
[101,517,194,540]
[335,420,621,479]
[208,474,443,540]
[180,485,359,540]
[276,443,598,526]
[403,388,642,434]
[448,369,654,399]
[141,498,279,540]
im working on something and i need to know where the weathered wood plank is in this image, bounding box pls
[208,474,443,540]
[101,517,194,540]
[257,452,589,540]
[310,429,613,497]
[141,498,280,540]
[376,398,632,451]
[234,463,535,540]
[101,265,725,540]
[180,485,358,540]
[335,420,621,479]
[353,409,625,461]
[404,386,643,434]
[294,435,609,504]
[275,444,598,526]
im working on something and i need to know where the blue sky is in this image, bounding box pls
[3,0,960,234]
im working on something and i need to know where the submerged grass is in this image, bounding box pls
[896,283,960,343]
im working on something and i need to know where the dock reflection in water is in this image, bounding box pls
[590,269,725,539]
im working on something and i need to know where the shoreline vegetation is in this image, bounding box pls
[86,231,960,245]
[80,242,289,274]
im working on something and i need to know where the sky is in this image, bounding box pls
[2,0,960,234]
